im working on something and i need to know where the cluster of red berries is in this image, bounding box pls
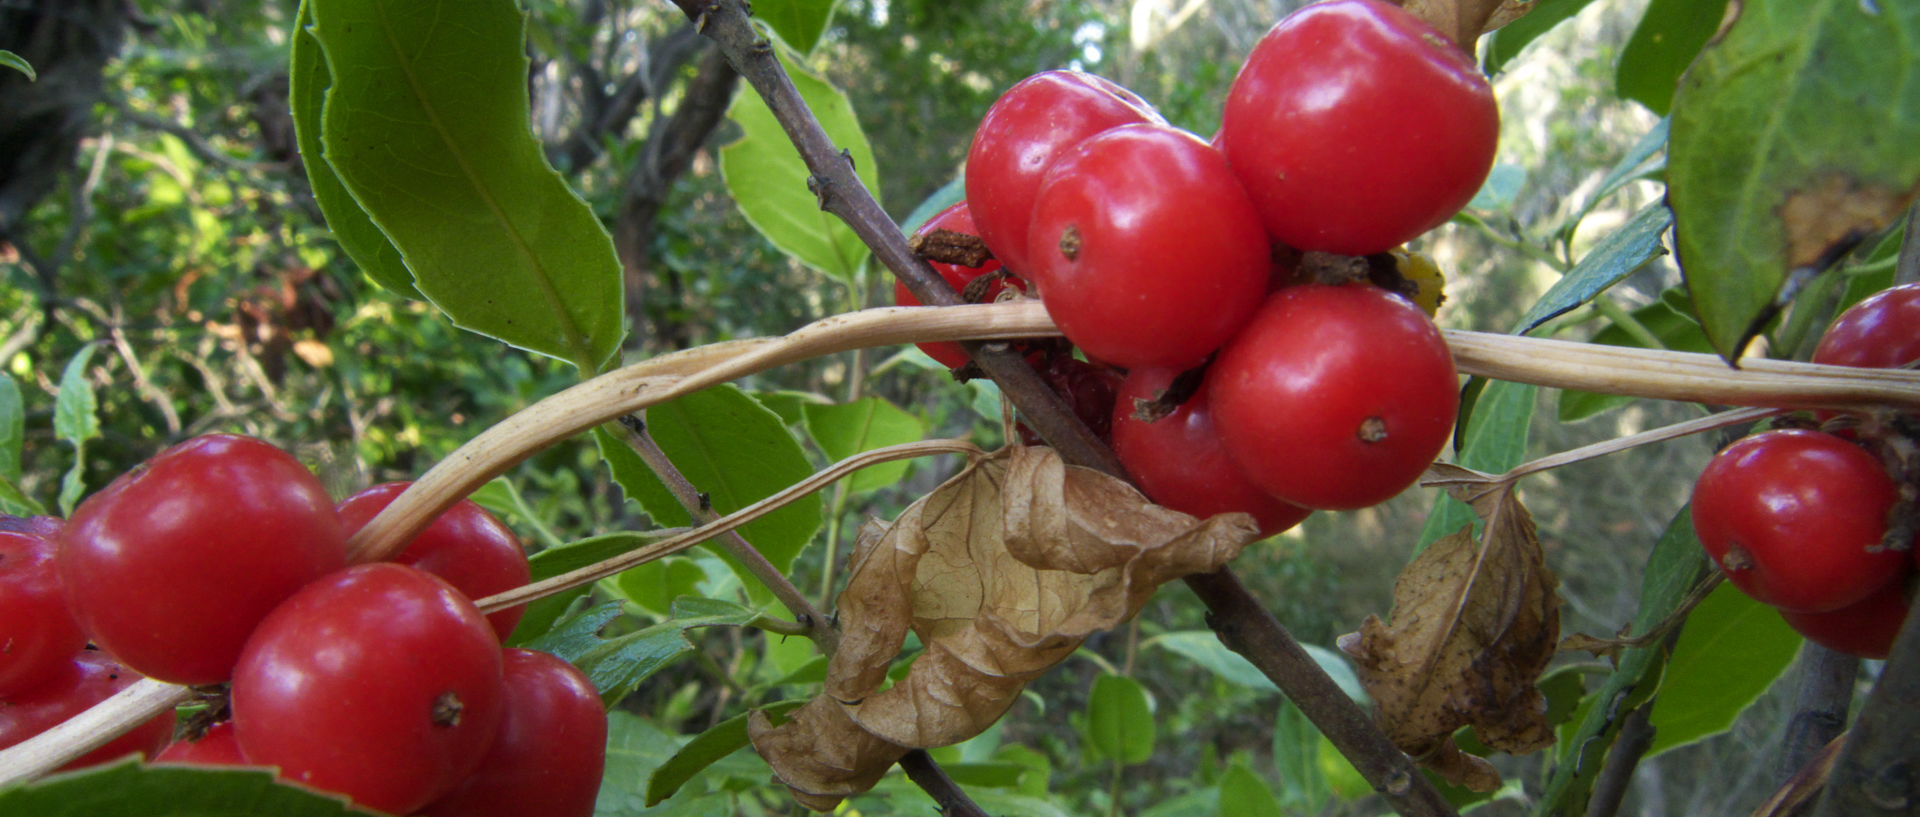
[1692,283,1920,659]
[0,433,605,816]
[900,0,1497,532]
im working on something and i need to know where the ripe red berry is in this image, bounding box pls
[1219,0,1499,255]
[232,563,505,815]
[153,721,249,768]
[1027,123,1271,368]
[1112,367,1310,537]
[966,70,1163,275]
[59,434,347,685]
[1779,576,1914,660]
[1691,429,1910,612]
[0,651,175,771]
[1210,284,1459,510]
[1813,282,1920,371]
[337,482,532,641]
[0,529,86,697]
[893,201,1023,369]
[420,649,607,817]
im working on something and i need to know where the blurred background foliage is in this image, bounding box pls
[0,0,1837,814]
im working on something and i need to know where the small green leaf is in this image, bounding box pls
[753,0,839,54]
[607,556,711,618]
[1516,203,1673,334]
[529,597,759,706]
[290,0,417,300]
[1147,632,1365,701]
[1215,764,1285,817]
[600,711,739,815]
[1272,703,1331,816]
[1417,378,1537,552]
[1645,581,1801,757]
[0,474,46,517]
[1567,118,1669,230]
[1669,0,1920,361]
[0,50,35,81]
[1483,0,1603,75]
[720,48,879,283]
[0,763,366,814]
[1616,0,1731,116]
[1086,674,1154,766]
[647,701,808,806]
[596,385,823,610]
[308,0,625,372]
[802,397,925,493]
[0,372,23,483]
[1558,291,1715,422]
[54,345,100,516]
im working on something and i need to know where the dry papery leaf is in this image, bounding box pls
[1338,464,1561,792]
[750,445,1260,809]
[1399,0,1536,51]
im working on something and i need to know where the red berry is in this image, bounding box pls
[1027,123,1270,368]
[153,721,250,768]
[0,652,175,771]
[1780,576,1914,660]
[0,529,86,697]
[1112,368,1311,537]
[1220,0,1498,255]
[1210,284,1459,510]
[1813,282,1920,371]
[337,482,531,641]
[232,563,505,815]
[966,70,1163,275]
[1691,429,1909,612]
[893,201,1023,369]
[421,649,607,817]
[59,434,347,685]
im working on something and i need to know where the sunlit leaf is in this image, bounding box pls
[1616,0,1729,115]
[54,345,100,515]
[1645,581,1801,757]
[754,0,839,54]
[802,397,926,493]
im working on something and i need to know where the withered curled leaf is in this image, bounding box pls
[752,445,1260,809]
[1340,468,1560,792]
[1399,0,1537,53]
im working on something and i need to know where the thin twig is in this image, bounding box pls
[1589,704,1657,817]
[1896,203,1920,287]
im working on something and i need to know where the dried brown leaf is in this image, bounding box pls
[748,698,908,810]
[1340,476,1560,790]
[1399,0,1536,52]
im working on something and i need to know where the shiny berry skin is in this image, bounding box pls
[1813,283,1920,370]
[232,563,505,815]
[0,530,86,697]
[1112,368,1311,537]
[153,721,250,767]
[59,434,347,685]
[1210,284,1459,510]
[0,652,176,770]
[966,70,1163,275]
[1691,429,1909,612]
[337,482,531,641]
[421,649,607,817]
[893,202,1023,369]
[1220,0,1498,255]
[1780,576,1914,660]
[1027,123,1271,368]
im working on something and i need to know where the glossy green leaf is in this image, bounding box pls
[1148,631,1365,702]
[754,0,838,54]
[1484,0,1602,75]
[1669,0,1920,361]
[308,0,625,372]
[0,50,34,81]
[1616,0,1729,115]
[1558,291,1714,422]
[1417,378,1537,552]
[1086,674,1154,765]
[802,396,925,493]
[720,49,879,283]
[1215,764,1284,817]
[1645,581,1801,757]
[289,0,417,300]
[54,345,100,516]
[0,763,366,815]
[1516,203,1673,334]
[0,372,22,483]
[596,386,822,610]
[1536,509,1706,817]
[647,701,806,805]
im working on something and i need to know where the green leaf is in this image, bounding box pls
[290,0,417,300]
[0,50,35,81]
[1147,631,1365,702]
[0,474,44,517]
[1645,580,1801,757]
[529,597,759,707]
[1272,703,1331,816]
[1483,0,1603,75]
[801,397,925,493]
[607,556,711,618]
[1468,163,1527,212]
[1086,674,1154,765]
[1516,203,1673,334]
[54,345,101,516]
[505,530,675,644]
[0,372,23,483]
[753,0,839,54]
[595,385,823,610]
[752,389,831,426]
[901,173,966,234]
[1215,764,1285,817]
[1669,0,1920,361]
[1417,378,1537,552]
[1616,0,1730,115]
[1536,509,1706,817]
[647,701,807,806]
[1566,118,1670,231]
[0,763,367,815]
[719,48,879,283]
[1558,291,1715,421]
[600,711,738,817]
[307,0,625,372]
